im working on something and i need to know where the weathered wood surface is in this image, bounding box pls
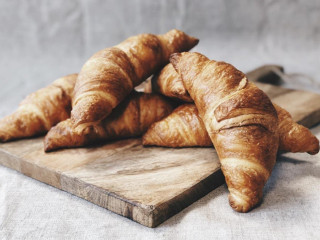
[247,65,320,127]
[1,65,320,227]
[0,138,222,227]
[257,81,320,127]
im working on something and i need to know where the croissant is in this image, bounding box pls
[150,63,284,101]
[275,104,319,154]
[145,64,319,153]
[170,52,279,212]
[0,74,77,142]
[143,104,211,147]
[143,104,319,154]
[71,29,198,128]
[44,91,173,152]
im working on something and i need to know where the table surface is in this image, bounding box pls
[0,124,319,239]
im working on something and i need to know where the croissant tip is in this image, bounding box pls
[44,137,70,152]
[0,130,8,142]
[44,147,51,153]
[228,193,260,213]
[307,147,319,155]
[43,131,59,152]
[44,145,51,152]
[43,139,52,152]
[44,140,61,152]
[307,138,320,155]
[141,137,148,146]
[190,37,199,46]
[167,28,199,42]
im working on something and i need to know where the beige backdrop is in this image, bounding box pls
[0,0,320,239]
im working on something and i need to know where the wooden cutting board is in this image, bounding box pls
[1,65,320,228]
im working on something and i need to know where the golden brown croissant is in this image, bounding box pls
[274,104,319,154]
[147,62,319,154]
[44,91,173,152]
[143,104,319,154]
[71,29,198,128]
[143,104,211,147]
[0,74,77,142]
[170,52,279,212]
[150,63,284,101]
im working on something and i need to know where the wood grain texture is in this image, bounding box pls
[0,137,222,227]
[248,65,320,127]
[256,82,320,127]
[1,66,320,227]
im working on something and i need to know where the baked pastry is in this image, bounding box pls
[275,104,319,154]
[0,74,77,142]
[143,104,319,154]
[150,63,285,101]
[44,91,173,152]
[146,61,319,153]
[71,29,198,129]
[170,52,279,212]
[143,104,211,147]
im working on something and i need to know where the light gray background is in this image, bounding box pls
[0,0,320,239]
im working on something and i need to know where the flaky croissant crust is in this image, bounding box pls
[71,29,198,128]
[143,104,211,147]
[44,91,173,152]
[147,61,319,154]
[170,52,279,212]
[0,74,77,142]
